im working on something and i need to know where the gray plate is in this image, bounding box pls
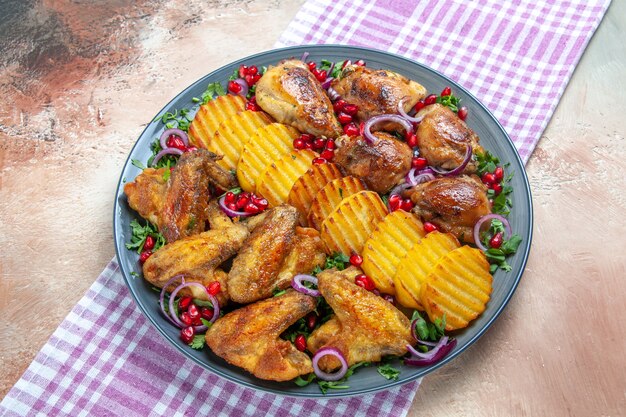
[113,45,533,398]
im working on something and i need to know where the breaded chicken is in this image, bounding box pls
[205,289,316,381]
[307,267,412,371]
[123,167,168,226]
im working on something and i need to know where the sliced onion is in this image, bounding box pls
[218,194,253,218]
[405,168,436,186]
[430,144,472,176]
[397,97,424,124]
[159,275,186,327]
[321,77,334,90]
[363,114,414,144]
[231,78,249,97]
[301,51,309,62]
[291,274,320,297]
[169,281,220,332]
[152,147,184,167]
[404,337,457,366]
[473,213,513,251]
[159,128,189,150]
[312,347,348,381]
[327,87,341,102]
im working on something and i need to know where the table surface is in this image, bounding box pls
[1,1,624,415]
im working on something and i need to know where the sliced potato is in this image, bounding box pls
[188,95,246,149]
[287,163,343,224]
[320,190,388,256]
[420,245,492,330]
[393,231,460,309]
[361,210,425,295]
[256,149,317,207]
[237,123,300,193]
[207,110,273,170]
[307,176,366,231]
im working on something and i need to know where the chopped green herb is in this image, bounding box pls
[273,288,287,297]
[189,334,206,350]
[193,299,214,308]
[324,252,350,271]
[476,151,500,176]
[484,234,522,272]
[411,310,446,342]
[317,362,370,394]
[131,271,141,278]
[201,82,226,104]
[318,59,344,79]
[131,159,147,170]
[294,374,316,387]
[200,318,213,328]
[436,94,461,113]
[125,219,166,253]
[377,363,400,381]
[154,108,193,132]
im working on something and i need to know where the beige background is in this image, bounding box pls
[1,0,624,415]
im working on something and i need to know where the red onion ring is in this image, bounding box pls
[430,144,473,176]
[291,274,320,297]
[397,97,424,124]
[218,194,254,218]
[159,128,189,150]
[152,147,183,167]
[169,281,220,332]
[405,168,436,186]
[312,347,349,381]
[232,78,249,97]
[300,52,309,62]
[159,275,186,327]
[363,114,414,144]
[473,213,513,251]
[327,87,341,102]
[404,337,456,366]
[321,77,334,90]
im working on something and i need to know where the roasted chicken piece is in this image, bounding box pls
[124,149,238,243]
[205,289,316,381]
[228,205,326,304]
[331,64,426,124]
[416,103,484,173]
[333,132,412,194]
[255,59,342,138]
[406,175,491,243]
[307,267,412,372]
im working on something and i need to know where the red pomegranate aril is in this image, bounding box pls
[244,74,254,85]
[492,182,503,195]
[295,334,307,352]
[424,94,437,105]
[226,202,237,211]
[238,65,248,78]
[167,135,187,151]
[343,122,359,136]
[406,133,418,148]
[244,202,260,214]
[494,166,504,182]
[207,281,221,296]
[482,172,496,185]
[200,307,214,321]
[333,99,347,113]
[388,194,401,211]
[139,250,152,264]
[179,296,193,311]
[188,304,200,320]
[342,103,358,116]
[424,222,438,233]
[320,149,334,160]
[457,106,468,121]
[185,146,197,152]
[192,316,203,326]
[254,197,268,209]
[400,199,414,211]
[224,192,237,204]
[247,65,258,76]
[251,74,262,85]
[143,235,155,251]
[355,59,366,66]
[441,86,452,96]
[236,196,250,210]
[293,138,306,150]
[300,133,314,142]
[341,59,352,69]
[415,100,425,112]
[304,141,313,149]
[180,312,193,326]
[313,157,327,165]
[313,69,327,82]
[338,112,353,124]
[180,326,195,344]
[355,274,376,291]
[412,157,428,170]
[246,101,260,111]
[306,313,317,330]
[228,80,242,94]
[382,293,396,305]
[490,232,503,249]
[349,254,363,267]
[307,61,317,71]
[313,138,326,150]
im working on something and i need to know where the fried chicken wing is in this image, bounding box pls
[205,289,316,381]
[416,103,484,173]
[123,167,168,226]
[333,132,412,194]
[331,64,426,125]
[256,59,342,138]
[406,175,491,243]
[307,267,412,371]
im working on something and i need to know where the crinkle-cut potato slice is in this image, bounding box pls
[287,163,343,224]
[207,110,273,171]
[320,190,388,256]
[361,210,425,295]
[237,123,300,193]
[420,245,492,330]
[393,231,460,310]
[256,149,317,207]
[188,95,247,149]
[307,176,366,231]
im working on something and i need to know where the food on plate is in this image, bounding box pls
[420,245,492,331]
[205,289,317,381]
[188,94,247,149]
[306,176,366,231]
[287,162,343,225]
[255,149,317,207]
[255,59,343,137]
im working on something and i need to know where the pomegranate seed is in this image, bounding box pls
[325,139,336,150]
[180,326,195,344]
[167,135,187,151]
[179,296,193,311]
[457,106,468,121]
[226,202,237,211]
[490,232,503,249]
[254,198,268,209]
[333,99,347,113]
[247,65,258,76]
[224,192,237,204]
[300,133,314,142]
[306,313,318,330]
[320,149,334,160]
[143,235,155,251]
[304,141,313,149]
[423,222,438,233]
[251,74,262,85]
[494,166,504,182]
[293,138,306,150]
[180,312,193,326]
[313,138,326,150]
[412,157,428,170]
[354,59,366,66]
[244,202,260,214]
[415,100,425,112]
[400,199,414,211]
[359,121,365,136]
[238,65,248,78]
[492,182,503,195]
[342,103,358,116]
[341,60,352,69]
[482,172,496,185]
[313,157,327,165]
[295,334,307,352]
[343,123,359,136]
[338,112,353,124]
[349,254,363,267]
[406,133,418,148]
[200,307,214,321]
[354,274,375,291]
[424,94,437,105]
[313,69,327,82]
[139,250,152,263]
[236,197,249,210]
[185,146,197,152]
[382,294,395,305]
[244,74,254,85]
[188,304,200,320]
[441,86,452,96]
[207,281,221,296]
[228,80,242,94]
[307,61,317,71]
[388,194,401,211]
[246,101,260,111]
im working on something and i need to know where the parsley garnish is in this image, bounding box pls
[131,159,147,170]
[317,362,370,394]
[323,252,350,271]
[485,234,522,272]
[318,59,344,79]
[475,150,500,176]
[436,94,461,113]
[125,219,166,253]
[189,334,206,350]
[273,288,287,297]
[153,108,193,131]
[377,363,400,381]
[148,139,178,170]
[411,310,446,342]
[201,82,226,104]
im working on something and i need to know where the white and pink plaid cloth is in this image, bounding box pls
[1,1,611,416]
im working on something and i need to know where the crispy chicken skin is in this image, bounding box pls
[333,132,412,194]
[331,64,426,124]
[205,289,316,381]
[307,267,412,371]
[406,175,491,243]
[256,59,342,138]
[416,104,484,173]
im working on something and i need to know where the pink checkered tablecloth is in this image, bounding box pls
[0,1,611,416]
